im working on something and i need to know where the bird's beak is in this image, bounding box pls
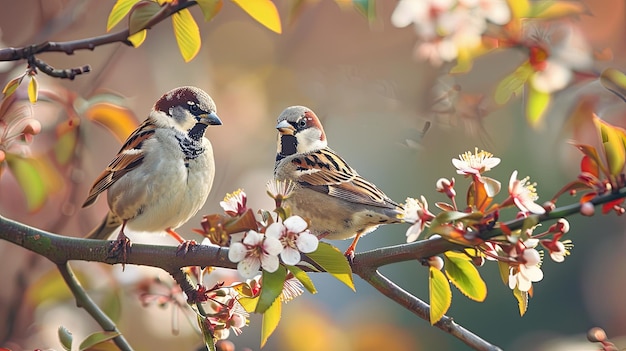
[197,112,222,126]
[276,120,295,135]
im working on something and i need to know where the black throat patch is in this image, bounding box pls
[276,134,297,162]
[176,132,205,167]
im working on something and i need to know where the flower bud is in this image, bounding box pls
[580,202,595,216]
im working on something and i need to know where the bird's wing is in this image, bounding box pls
[291,148,398,209]
[82,120,156,207]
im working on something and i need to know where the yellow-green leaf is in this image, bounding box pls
[27,269,90,306]
[429,266,452,325]
[526,85,551,127]
[497,261,510,286]
[128,29,147,47]
[6,154,47,211]
[513,287,529,316]
[27,76,38,103]
[2,75,25,98]
[594,116,626,177]
[231,0,282,34]
[84,102,139,144]
[58,326,73,351]
[530,1,588,19]
[172,9,201,62]
[79,331,120,351]
[197,0,223,22]
[507,0,530,18]
[494,61,532,105]
[128,1,161,35]
[287,265,317,294]
[54,128,77,165]
[443,254,487,302]
[351,0,376,22]
[600,68,626,102]
[306,242,355,291]
[107,0,141,31]
[260,296,282,348]
[256,266,287,314]
[238,296,259,312]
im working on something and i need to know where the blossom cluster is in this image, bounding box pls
[402,148,572,293]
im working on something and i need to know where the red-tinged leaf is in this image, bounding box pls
[197,315,216,351]
[443,254,487,302]
[231,0,282,34]
[58,326,73,351]
[531,1,588,19]
[429,266,451,325]
[2,75,24,97]
[128,1,161,35]
[197,0,223,22]
[27,76,38,103]
[306,242,354,291]
[286,265,316,294]
[128,30,147,47]
[256,265,287,313]
[526,84,551,128]
[513,287,529,316]
[594,116,626,177]
[580,155,599,178]
[260,296,281,348]
[579,191,597,203]
[6,154,47,211]
[574,143,607,176]
[600,68,626,101]
[79,331,120,351]
[494,61,532,105]
[84,102,139,144]
[107,0,141,31]
[172,9,201,62]
[602,198,624,214]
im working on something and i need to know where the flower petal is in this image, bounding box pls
[238,257,261,278]
[263,235,284,256]
[265,222,285,239]
[296,231,319,253]
[228,242,247,263]
[405,222,423,243]
[243,230,263,246]
[280,247,301,265]
[261,253,279,273]
[284,216,308,233]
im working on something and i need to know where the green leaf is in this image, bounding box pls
[530,1,588,19]
[100,288,122,323]
[443,254,487,302]
[306,242,355,291]
[79,331,120,351]
[197,0,223,21]
[2,74,25,98]
[600,68,626,101]
[58,326,73,351]
[513,287,529,316]
[26,269,74,306]
[494,61,532,104]
[287,265,317,294]
[197,315,216,351]
[429,266,452,325]
[6,154,47,211]
[526,84,551,128]
[128,1,161,35]
[107,0,141,31]
[231,0,282,33]
[28,76,38,103]
[352,0,376,22]
[260,296,282,348]
[172,8,201,62]
[256,265,287,313]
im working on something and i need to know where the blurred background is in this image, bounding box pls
[1,0,625,350]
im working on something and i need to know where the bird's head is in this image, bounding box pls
[276,106,327,159]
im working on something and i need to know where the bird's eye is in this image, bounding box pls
[297,119,307,128]
[188,103,199,112]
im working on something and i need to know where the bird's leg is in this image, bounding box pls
[344,230,363,262]
[166,228,197,256]
[108,220,132,265]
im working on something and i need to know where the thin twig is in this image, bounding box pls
[57,262,133,351]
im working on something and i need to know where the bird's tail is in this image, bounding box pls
[85,211,122,239]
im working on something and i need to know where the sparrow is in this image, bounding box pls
[82,86,222,260]
[273,106,403,257]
